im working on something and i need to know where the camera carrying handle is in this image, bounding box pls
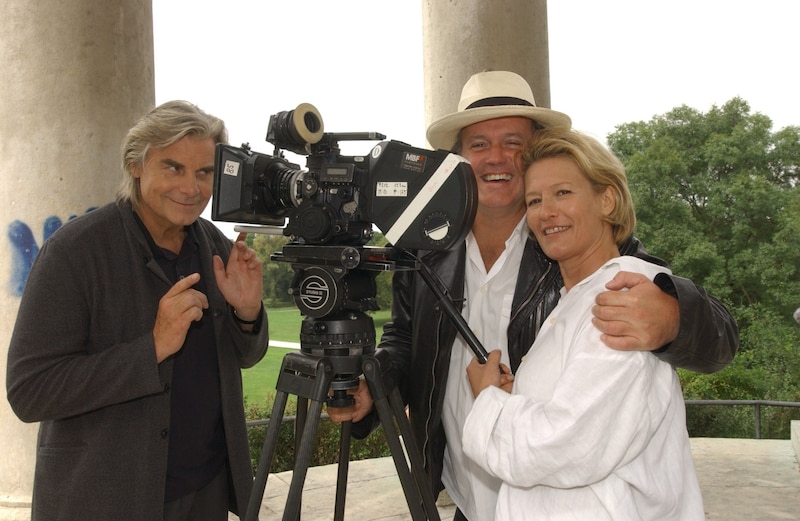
[413,253,506,374]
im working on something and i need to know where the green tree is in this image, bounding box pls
[252,233,294,306]
[366,231,394,311]
[607,98,800,438]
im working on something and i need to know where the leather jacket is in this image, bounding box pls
[366,234,739,499]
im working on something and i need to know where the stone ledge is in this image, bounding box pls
[0,497,29,509]
[0,504,31,521]
[0,495,31,521]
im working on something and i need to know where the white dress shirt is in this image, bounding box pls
[441,218,527,521]
[462,256,705,520]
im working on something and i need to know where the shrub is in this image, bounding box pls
[245,392,392,473]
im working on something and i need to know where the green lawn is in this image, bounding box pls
[242,306,391,405]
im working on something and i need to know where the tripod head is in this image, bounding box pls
[270,242,494,409]
[271,243,414,407]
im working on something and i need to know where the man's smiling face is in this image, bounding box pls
[458,116,536,213]
[132,135,216,240]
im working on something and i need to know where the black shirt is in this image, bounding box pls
[139,221,227,502]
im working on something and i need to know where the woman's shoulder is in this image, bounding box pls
[609,255,672,279]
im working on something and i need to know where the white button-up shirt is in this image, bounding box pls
[462,257,704,520]
[441,218,528,521]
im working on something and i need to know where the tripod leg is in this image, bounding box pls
[362,355,441,521]
[282,397,325,521]
[244,390,290,521]
[275,353,335,521]
[243,351,337,521]
[387,386,441,519]
[372,394,429,520]
[333,420,352,521]
[289,395,309,521]
[295,395,309,455]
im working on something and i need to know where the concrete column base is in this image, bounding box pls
[0,497,31,521]
[792,420,800,466]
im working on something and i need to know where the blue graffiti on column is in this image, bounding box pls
[7,209,97,297]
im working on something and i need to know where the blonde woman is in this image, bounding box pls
[463,128,704,520]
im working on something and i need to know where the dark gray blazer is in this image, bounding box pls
[6,201,269,520]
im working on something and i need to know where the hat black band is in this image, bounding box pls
[466,97,534,109]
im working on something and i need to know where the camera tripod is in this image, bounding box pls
[243,311,440,521]
[243,245,491,520]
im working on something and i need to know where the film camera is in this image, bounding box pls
[211,102,483,382]
[211,102,477,250]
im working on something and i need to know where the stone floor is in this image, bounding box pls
[2,437,797,520]
[239,437,800,521]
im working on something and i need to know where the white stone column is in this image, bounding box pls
[421,0,551,136]
[0,1,154,517]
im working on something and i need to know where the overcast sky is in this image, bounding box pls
[152,0,800,230]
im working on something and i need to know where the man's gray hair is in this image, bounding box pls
[116,100,228,209]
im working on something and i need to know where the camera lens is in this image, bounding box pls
[299,108,322,136]
[252,156,304,217]
[267,103,324,150]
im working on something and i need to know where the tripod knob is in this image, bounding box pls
[326,388,355,408]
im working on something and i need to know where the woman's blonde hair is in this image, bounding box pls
[521,128,636,245]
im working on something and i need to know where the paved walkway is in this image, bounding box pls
[2,438,795,520]
[693,438,800,520]
[241,438,800,521]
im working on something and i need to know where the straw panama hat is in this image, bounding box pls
[426,70,572,151]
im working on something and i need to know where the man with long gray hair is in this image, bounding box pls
[7,100,269,520]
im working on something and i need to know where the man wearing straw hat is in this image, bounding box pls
[331,71,738,521]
